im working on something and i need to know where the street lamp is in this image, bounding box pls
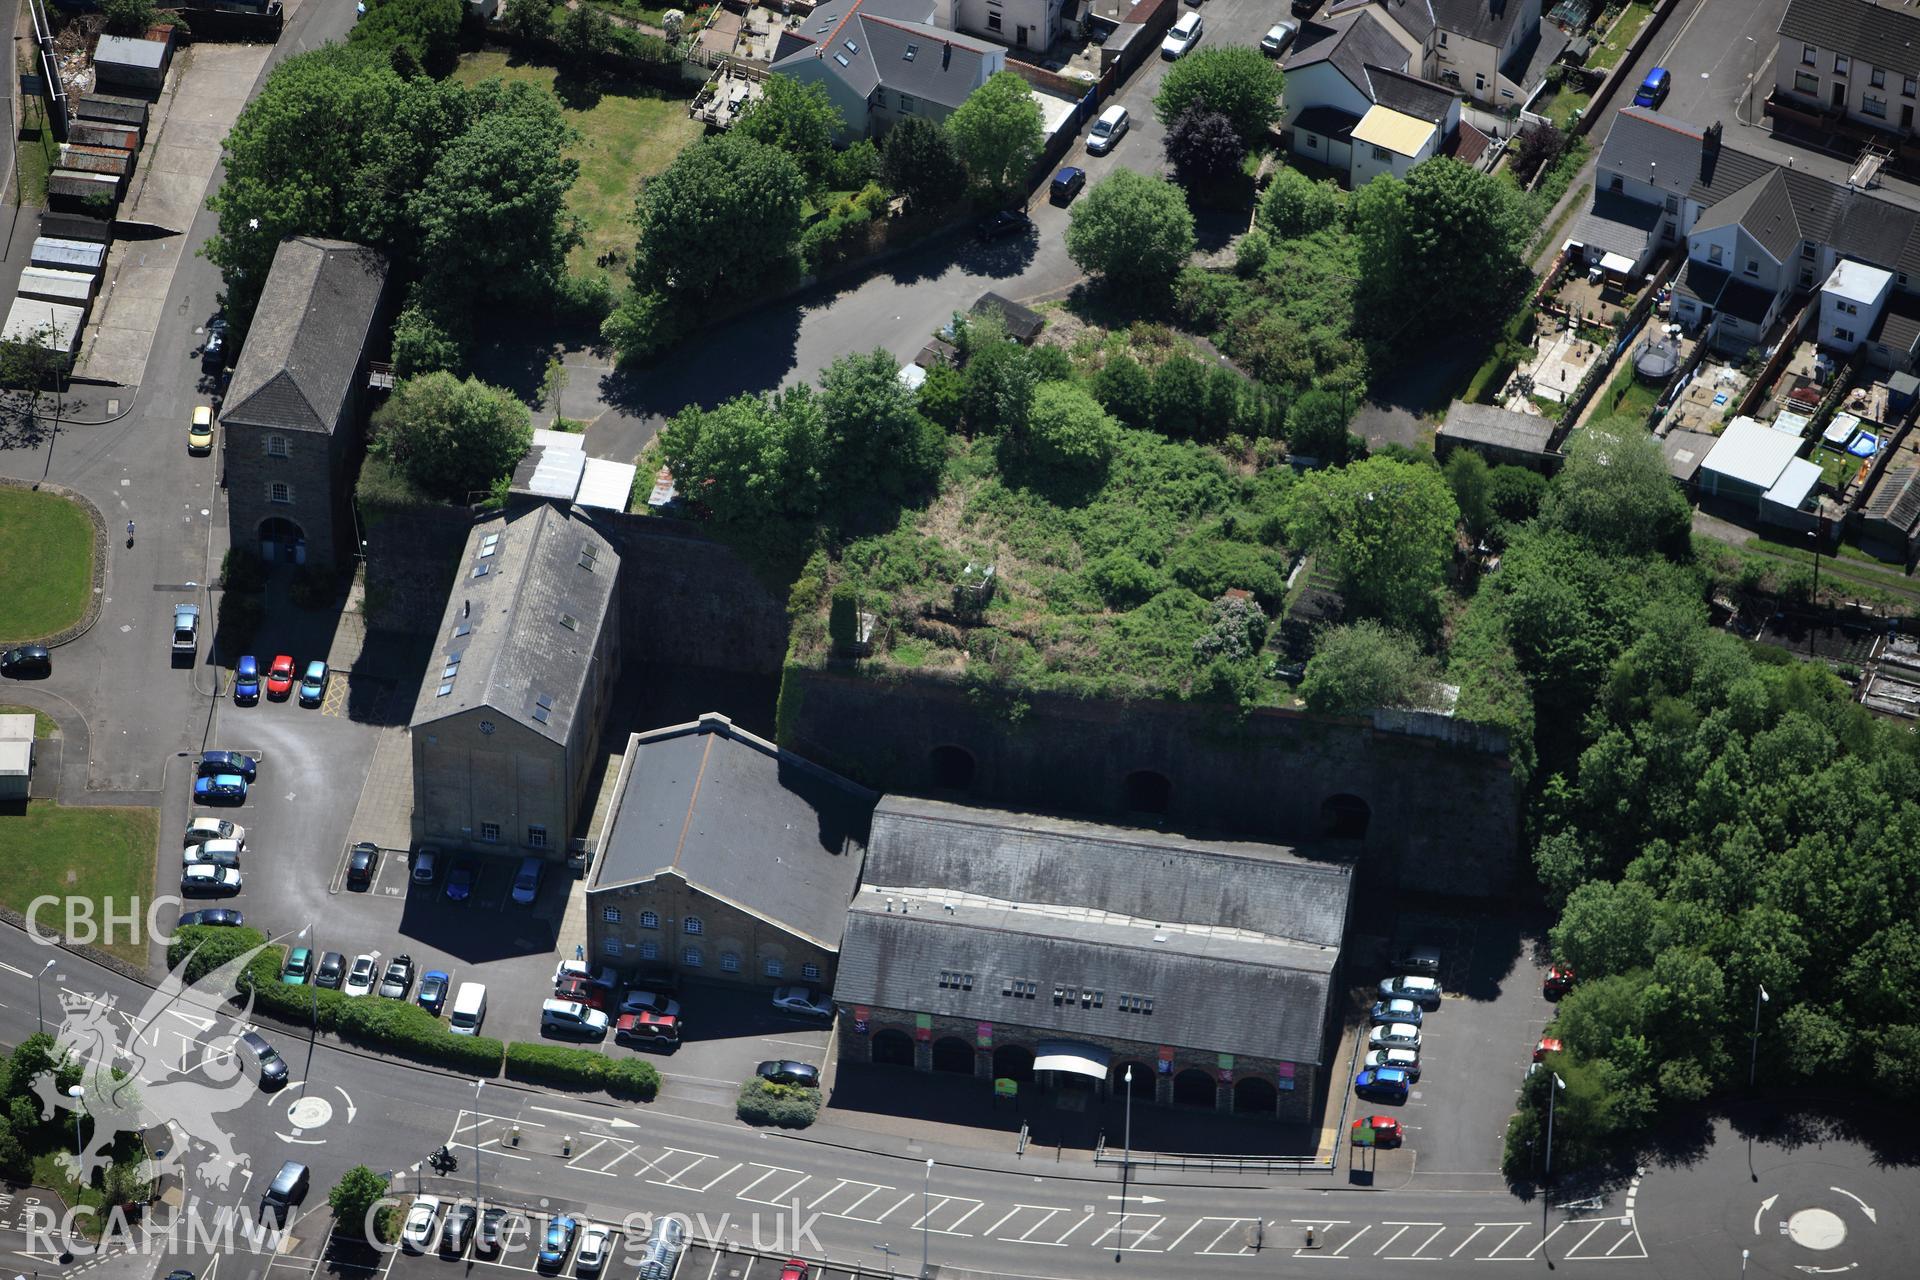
[872,1244,897,1279]
[1807,524,1823,654]
[66,1085,84,1158]
[1543,1071,1567,1181]
[1117,1066,1134,1260]
[35,958,55,1036]
[472,1079,484,1207]
[1749,985,1771,1088]
[920,1159,934,1279]
[1742,1248,1750,1275]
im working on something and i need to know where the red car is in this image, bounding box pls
[779,1261,810,1280]
[554,975,610,1009]
[1350,1116,1403,1148]
[1544,963,1576,999]
[1533,1037,1564,1063]
[265,654,297,699]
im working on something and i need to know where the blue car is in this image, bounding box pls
[418,969,450,1015]
[1354,1067,1411,1104]
[1050,165,1086,204]
[198,751,257,782]
[1632,66,1670,109]
[194,773,248,805]
[298,660,328,707]
[234,656,260,704]
[444,865,474,903]
[537,1215,577,1269]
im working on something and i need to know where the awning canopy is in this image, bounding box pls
[1033,1041,1113,1080]
[1599,251,1636,275]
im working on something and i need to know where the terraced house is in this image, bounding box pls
[1771,0,1920,138]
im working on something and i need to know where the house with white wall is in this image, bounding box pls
[1283,12,1475,184]
[1324,0,1551,107]
[771,0,1004,141]
[950,0,1067,53]
[1771,0,1920,138]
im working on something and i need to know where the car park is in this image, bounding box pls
[1354,1066,1412,1103]
[442,1204,477,1255]
[343,955,378,997]
[377,954,415,1000]
[618,989,681,1018]
[315,952,345,989]
[189,406,215,456]
[172,604,200,658]
[182,864,242,896]
[418,969,450,1015]
[555,976,610,1009]
[575,1223,613,1274]
[1350,1115,1403,1148]
[1086,104,1129,154]
[1260,19,1296,55]
[541,1000,609,1040]
[1364,1046,1421,1080]
[194,773,247,805]
[177,908,245,928]
[184,817,245,847]
[1369,1022,1422,1051]
[537,1214,578,1269]
[444,863,474,902]
[182,840,242,870]
[265,655,296,700]
[1049,166,1086,204]
[1379,975,1443,1008]
[401,1197,441,1253]
[239,1031,288,1089]
[615,1011,681,1048]
[756,1060,821,1087]
[199,751,258,782]
[975,209,1034,241]
[1544,962,1576,999]
[346,842,378,889]
[1161,11,1202,57]
[298,660,329,706]
[511,856,543,904]
[771,986,833,1018]
[1369,997,1424,1027]
[233,656,260,704]
[281,949,312,984]
[1,644,52,678]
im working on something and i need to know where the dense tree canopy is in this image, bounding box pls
[369,373,534,502]
[947,72,1044,201]
[1008,381,1120,482]
[1286,456,1459,629]
[1165,100,1245,187]
[1153,46,1284,143]
[350,0,463,73]
[629,133,807,300]
[1544,418,1693,558]
[881,115,968,210]
[1354,157,1530,336]
[1065,170,1197,288]
[735,75,844,190]
[1300,620,1440,714]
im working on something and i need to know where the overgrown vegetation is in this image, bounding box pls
[736,1077,820,1128]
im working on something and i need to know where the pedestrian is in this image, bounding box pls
[127,519,135,541]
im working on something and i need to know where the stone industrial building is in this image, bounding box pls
[221,236,388,572]
[833,796,1353,1117]
[585,714,876,986]
[411,503,621,860]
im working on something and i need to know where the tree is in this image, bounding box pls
[1165,99,1245,187]
[815,349,944,504]
[1259,165,1344,237]
[880,116,968,210]
[369,373,534,502]
[102,0,156,36]
[1285,456,1459,629]
[947,71,1044,201]
[735,75,844,190]
[1010,381,1119,480]
[1284,389,1355,463]
[1064,170,1196,289]
[1299,620,1440,714]
[350,0,463,73]
[390,301,462,378]
[1544,419,1693,558]
[329,1166,390,1240]
[1489,463,1548,524]
[631,134,806,301]
[501,0,552,41]
[959,324,1037,436]
[658,387,824,526]
[1549,880,1662,978]
[555,2,615,67]
[1355,159,1530,335]
[1445,448,1494,539]
[1092,354,1153,429]
[1153,46,1284,143]
[1150,353,1208,438]
[1511,121,1569,185]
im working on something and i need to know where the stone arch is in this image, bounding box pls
[1123,769,1172,815]
[1233,1075,1277,1114]
[929,745,977,790]
[257,516,306,565]
[931,1036,975,1074]
[990,1043,1034,1081]
[1321,793,1371,839]
[1110,1061,1154,1098]
[871,1028,914,1067]
[1172,1067,1216,1108]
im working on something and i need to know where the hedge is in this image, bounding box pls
[735,1078,819,1128]
[607,1057,661,1101]
[504,1042,610,1089]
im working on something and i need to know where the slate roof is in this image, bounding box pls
[1693,169,1800,263]
[409,504,616,747]
[1572,188,1662,258]
[1599,107,1711,197]
[1285,9,1412,93]
[588,714,876,950]
[1429,0,1533,47]
[1325,0,1436,42]
[1363,65,1457,123]
[772,0,999,112]
[1719,277,1780,324]
[1293,105,1362,142]
[1689,146,1920,279]
[1440,400,1554,454]
[1871,285,1920,354]
[1662,429,1719,482]
[1863,463,1920,533]
[1780,0,1920,80]
[222,237,388,436]
[1676,257,1730,307]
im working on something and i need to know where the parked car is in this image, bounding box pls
[1378,975,1443,1009]
[537,1214,578,1270]
[346,842,378,889]
[1086,104,1129,154]
[511,856,542,905]
[779,1262,810,1280]
[1289,0,1319,14]
[1544,963,1576,1000]
[1354,1066,1412,1104]
[1350,1115,1403,1148]
[177,908,244,928]
[1364,1047,1421,1081]
[1161,11,1202,58]
[1633,66,1671,108]
[1049,166,1086,204]
[1533,1036,1564,1063]
[554,960,619,989]
[401,1196,442,1253]
[265,655,296,700]
[477,1208,510,1255]
[418,969,450,1015]
[1260,19,1297,55]
[412,848,438,886]
[189,406,215,456]
[976,209,1034,241]
[343,954,378,997]
[444,863,474,903]
[0,644,51,678]
[771,987,833,1018]
[315,952,345,989]
[541,1000,609,1041]
[617,989,681,1018]
[233,656,261,704]
[756,1060,821,1087]
[198,751,257,782]
[377,954,416,1000]
[442,1203,477,1255]
[184,817,245,847]
[182,839,242,870]
[1369,1022,1422,1052]
[181,864,242,896]
[575,1223,613,1275]
[239,1031,288,1090]
[202,316,226,371]
[172,603,200,657]
[298,660,328,706]
[1392,944,1442,977]
[1369,998,1424,1027]
[555,976,611,1009]
[615,1011,681,1048]
[194,774,247,805]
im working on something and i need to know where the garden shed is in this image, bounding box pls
[93,34,173,93]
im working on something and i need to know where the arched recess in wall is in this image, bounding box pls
[1233,1076,1277,1115]
[1110,1062,1155,1098]
[1321,793,1371,839]
[1172,1067,1216,1108]
[929,745,977,791]
[992,1044,1035,1082]
[931,1037,976,1074]
[871,1029,914,1067]
[1123,770,1172,815]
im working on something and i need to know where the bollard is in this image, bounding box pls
[511,1125,521,1147]
[1305,1226,1316,1250]
[563,1134,572,1157]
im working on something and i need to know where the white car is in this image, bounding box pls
[182,838,242,869]
[1364,1046,1421,1080]
[553,959,620,990]
[575,1222,613,1275]
[1369,1022,1422,1052]
[343,954,379,997]
[541,999,610,1040]
[184,817,245,848]
[618,989,682,1018]
[180,864,242,896]
[1161,11,1202,58]
[1260,19,1296,55]
[401,1196,442,1252]
[771,986,834,1018]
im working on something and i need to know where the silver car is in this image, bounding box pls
[1368,1021,1422,1052]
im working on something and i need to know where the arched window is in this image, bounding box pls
[640,911,659,929]
[683,947,703,967]
[684,915,704,935]
[721,952,741,972]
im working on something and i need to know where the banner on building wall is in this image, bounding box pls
[854,1006,871,1035]
[1157,1045,1174,1074]
[976,1021,994,1048]
[914,1012,933,1042]
[1277,1061,1296,1091]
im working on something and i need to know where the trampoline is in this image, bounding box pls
[1634,337,1679,382]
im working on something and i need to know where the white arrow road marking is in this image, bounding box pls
[531,1106,605,1124]
[1106,1194,1164,1204]
[1758,1194,1779,1236]
[333,1084,357,1121]
[169,1008,216,1032]
[1794,1265,1859,1274]
[274,1132,326,1145]
[1829,1188,1875,1224]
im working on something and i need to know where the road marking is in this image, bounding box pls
[531,1106,606,1125]
[1450,1226,1487,1256]
[1394,1223,1447,1259]
[1372,1225,1413,1256]
[1192,1217,1260,1256]
[567,1137,611,1170]
[1606,1226,1642,1257]
[985,1204,1089,1247]
[808,1179,895,1221]
[1329,1224,1372,1258]
[1093,1212,1166,1252]
[1475,1223,1529,1259]
[910,1194,984,1237]
[735,1164,811,1207]
[1562,1220,1609,1258]
[1830,1187,1876,1224]
[1758,1195,1779,1236]
[1525,1223,1567,1259]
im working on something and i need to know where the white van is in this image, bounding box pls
[448,982,487,1035]
[1087,105,1129,155]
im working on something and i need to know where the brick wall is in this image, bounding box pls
[226,422,346,570]
[587,878,837,986]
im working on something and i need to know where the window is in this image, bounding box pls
[602,906,622,923]
[270,482,292,504]
[1873,68,1887,89]
[765,957,784,977]
[603,939,621,956]
[1803,241,1816,259]
[801,963,821,980]
[683,947,702,967]
[640,911,659,929]
[1902,273,1910,286]
[1609,174,1623,192]
[639,941,659,960]
[1438,30,1447,47]
[1474,73,1486,92]
[528,825,548,849]
[1708,244,1724,264]
[1841,301,1858,316]
[899,94,916,114]
[1744,258,1760,276]
[266,434,289,457]
[1835,326,1855,342]
[1371,145,1392,162]
[721,952,741,972]
[1305,133,1317,149]
[1795,71,1820,97]
[683,915,703,935]
[872,88,886,108]
[1665,194,1679,212]
[1865,95,1888,119]
[480,822,500,842]
[1802,43,1816,66]
[1836,55,1850,76]
[1001,978,1038,998]
[1906,76,1917,97]
[939,971,975,990]
[987,11,1000,29]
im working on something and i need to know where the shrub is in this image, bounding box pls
[603,290,689,365]
[829,584,861,655]
[1165,538,1286,606]
[736,1077,820,1128]
[1235,229,1272,276]
[607,1058,662,1100]
[505,1042,612,1089]
[1260,167,1344,237]
[1087,552,1162,609]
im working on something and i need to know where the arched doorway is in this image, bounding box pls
[992,1044,1034,1082]
[258,517,306,565]
[931,1037,975,1074]
[1321,794,1371,839]
[929,745,976,790]
[1124,770,1171,815]
[1109,1062,1154,1098]
[871,1029,913,1067]
[1172,1068,1216,1108]
[1233,1076,1277,1115]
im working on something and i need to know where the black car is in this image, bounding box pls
[755,1060,821,1088]
[198,751,258,782]
[442,1203,477,1255]
[177,908,245,928]
[202,318,226,372]
[1,644,51,678]
[976,209,1034,241]
[477,1207,510,1255]
[346,842,378,889]
[1049,166,1086,204]
[377,954,415,1000]
[314,951,346,989]
[240,1031,288,1090]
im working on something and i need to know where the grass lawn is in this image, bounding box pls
[1537,82,1594,130]
[0,488,95,644]
[1589,2,1654,73]
[451,50,704,282]
[1598,358,1662,421]
[1812,445,1861,491]
[0,705,57,737]
[0,802,159,967]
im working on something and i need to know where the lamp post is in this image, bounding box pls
[1742,1248,1750,1276]
[66,1085,84,1158]
[1117,1066,1134,1260]
[1808,524,1823,654]
[35,958,55,1036]
[299,925,320,1087]
[1749,985,1770,1089]
[473,1079,484,1207]
[872,1244,897,1279]
[1543,1071,1567,1181]
[920,1159,934,1279]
